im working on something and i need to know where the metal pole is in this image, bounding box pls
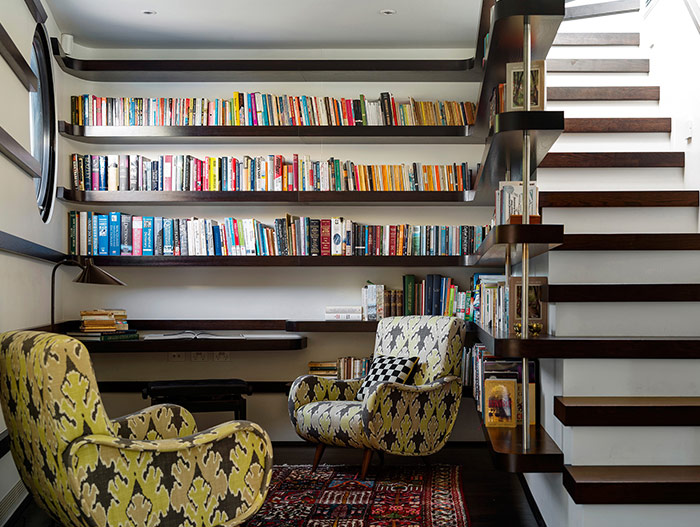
[521,15,532,450]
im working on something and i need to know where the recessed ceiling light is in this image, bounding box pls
[379,9,397,15]
[142,10,157,15]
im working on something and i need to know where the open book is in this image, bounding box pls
[143,331,244,340]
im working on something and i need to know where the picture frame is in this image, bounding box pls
[506,60,545,112]
[508,276,548,335]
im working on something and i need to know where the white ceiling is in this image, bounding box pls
[45,0,480,50]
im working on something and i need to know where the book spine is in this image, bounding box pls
[132,216,143,256]
[324,313,363,321]
[142,216,154,256]
[320,219,331,256]
[154,217,164,256]
[108,212,120,255]
[120,214,132,255]
[163,218,174,255]
[309,219,321,256]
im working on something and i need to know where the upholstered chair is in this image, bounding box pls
[288,316,466,478]
[0,331,272,527]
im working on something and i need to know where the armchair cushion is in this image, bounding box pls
[287,375,362,428]
[355,355,418,401]
[294,400,365,449]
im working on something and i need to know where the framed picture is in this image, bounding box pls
[508,276,548,335]
[484,377,517,428]
[506,60,545,111]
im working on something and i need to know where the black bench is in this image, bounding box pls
[143,379,252,420]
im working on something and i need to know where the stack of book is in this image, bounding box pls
[307,361,339,378]
[71,93,477,128]
[71,153,474,193]
[307,356,371,379]
[68,309,138,342]
[324,306,363,321]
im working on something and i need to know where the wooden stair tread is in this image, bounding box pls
[547,58,649,73]
[547,86,659,101]
[553,33,640,46]
[555,396,700,426]
[564,465,700,504]
[540,152,684,168]
[564,0,640,20]
[557,233,700,251]
[544,283,700,303]
[540,190,698,208]
[483,423,563,473]
[564,117,670,133]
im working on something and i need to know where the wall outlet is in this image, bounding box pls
[168,352,186,362]
[213,351,230,362]
[191,351,209,362]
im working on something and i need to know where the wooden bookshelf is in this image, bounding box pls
[82,335,307,353]
[483,422,563,473]
[285,320,379,332]
[51,38,480,83]
[472,224,564,266]
[58,122,477,145]
[554,396,700,426]
[57,187,476,206]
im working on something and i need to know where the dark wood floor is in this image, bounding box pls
[8,443,544,527]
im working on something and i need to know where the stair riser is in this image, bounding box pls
[542,208,698,233]
[546,101,662,118]
[559,10,640,32]
[575,504,700,527]
[538,167,684,191]
[555,303,700,336]
[564,0,640,22]
[550,135,673,153]
[564,427,700,465]
[548,46,647,60]
[548,252,700,284]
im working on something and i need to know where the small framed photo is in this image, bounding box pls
[508,276,547,335]
[506,60,545,112]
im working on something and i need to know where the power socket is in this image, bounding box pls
[191,351,209,362]
[213,351,230,362]
[168,352,186,362]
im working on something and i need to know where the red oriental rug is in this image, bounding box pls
[243,464,470,527]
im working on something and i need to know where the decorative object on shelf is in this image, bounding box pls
[50,258,125,332]
[513,322,543,337]
[288,316,466,479]
[485,377,517,428]
[506,60,545,111]
[508,276,547,336]
[0,331,272,527]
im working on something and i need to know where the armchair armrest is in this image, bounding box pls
[112,403,198,440]
[361,376,463,456]
[288,375,362,427]
[66,420,272,527]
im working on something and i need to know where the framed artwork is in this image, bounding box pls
[484,377,517,428]
[508,276,548,335]
[506,60,545,111]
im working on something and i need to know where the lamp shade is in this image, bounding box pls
[73,258,126,286]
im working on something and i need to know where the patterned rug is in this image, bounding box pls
[243,464,469,527]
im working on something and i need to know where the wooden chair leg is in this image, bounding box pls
[359,448,373,480]
[312,444,326,472]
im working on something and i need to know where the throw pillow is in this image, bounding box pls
[356,355,419,401]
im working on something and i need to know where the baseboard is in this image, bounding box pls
[517,473,548,527]
[0,482,29,527]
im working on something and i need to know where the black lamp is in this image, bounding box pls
[51,258,126,332]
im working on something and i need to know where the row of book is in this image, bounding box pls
[494,181,539,226]
[308,357,370,380]
[70,93,477,128]
[70,153,474,193]
[470,343,537,428]
[68,211,490,258]
[78,309,128,332]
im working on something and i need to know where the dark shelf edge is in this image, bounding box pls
[98,380,293,394]
[554,396,700,426]
[83,336,307,353]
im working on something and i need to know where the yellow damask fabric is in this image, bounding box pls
[288,316,466,456]
[0,331,272,527]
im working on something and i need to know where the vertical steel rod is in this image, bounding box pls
[521,15,532,450]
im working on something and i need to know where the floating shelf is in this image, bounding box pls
[473,322,700,358]
[556,233,700,251]
[483,422,563,473]
[57,187,476,206]
[473,111,564,204]
[97,380,293,394]
[81,335,307,353]
[472,223,564,266]
[285,320,379,332]
[51,37,480,83]
[58,122,477,145]
[554,396,700,426]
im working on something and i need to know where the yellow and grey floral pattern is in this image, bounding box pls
[288,316,466,456]
[0,331,272,527]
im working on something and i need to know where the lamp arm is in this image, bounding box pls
[51,258,83,333]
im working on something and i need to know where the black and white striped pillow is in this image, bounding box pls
[356,355,418,401]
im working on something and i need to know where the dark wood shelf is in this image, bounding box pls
[540,151,685,168]
[483,422,563,473]
[51,37,479,83]
[58,121,477,145]
[82,255,469,267]
[472,223,564,265]
[547,86,660,101]
[473,322,700,358]
[554,396,700,426]
[473,0,564,137]
[57,187,476,206]
[564,465,700,504]
[473,111,564,204]
[564,117,671,134]
[540,190,698,208]
[82,335,307,353]
[556,233,700,251]
[52,319,288,333]
[544,283,700,303]
[285,320,379,332]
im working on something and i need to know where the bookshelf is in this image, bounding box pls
[81,336,307,354]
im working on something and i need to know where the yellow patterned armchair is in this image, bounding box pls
[288,316,466,478]
[0,331,272,527]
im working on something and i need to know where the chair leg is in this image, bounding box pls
[312,444,326,472]
[359,448,373,480]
